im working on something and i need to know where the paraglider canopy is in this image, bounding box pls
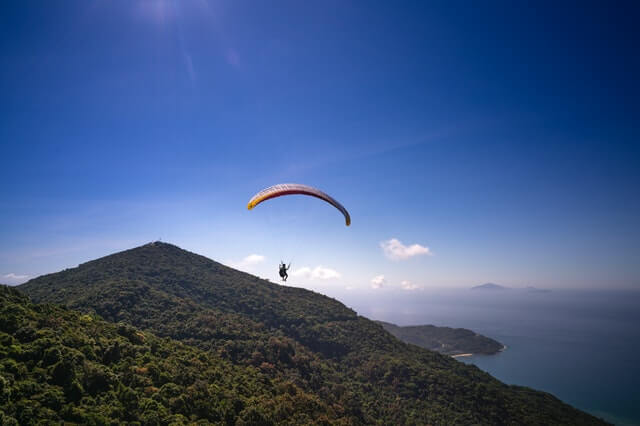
[248,183,351,226]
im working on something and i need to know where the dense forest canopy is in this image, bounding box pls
[0,285,343,424]
[15,242,607,425]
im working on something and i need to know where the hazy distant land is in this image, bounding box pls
[378,321,504,356]
[472,283,508,290]
[472,283,551,293]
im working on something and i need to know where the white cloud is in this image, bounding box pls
[241,254,265,265]
[401,280,421,291]
[292,266,341,280]
[380,238,432,260]
[231,254,265,270]
[371,275,386,289]
[2,273,30,285]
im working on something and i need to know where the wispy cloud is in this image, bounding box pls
[231,254,265,270]
[263,122,471,184]
[134,0,176,24]
[380,238,432,260]
[2,273,30,285]
[371,274,386,289]
[292,266,341,280]
[242,254,265,265]
[183,52,196,83]
[401,280,421,291]
[226,48,240,68]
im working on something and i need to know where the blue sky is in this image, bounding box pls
[1,1,638,290]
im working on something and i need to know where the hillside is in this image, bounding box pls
[0,285,338,425]
[378,322,504,356]
[19,242,606,425]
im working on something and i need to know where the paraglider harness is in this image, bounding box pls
[279,261,290,282]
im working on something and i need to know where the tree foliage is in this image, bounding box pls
[0,285,342,425]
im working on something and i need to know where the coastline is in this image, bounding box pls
[452,345,508,358]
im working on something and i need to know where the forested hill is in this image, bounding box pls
[378,321,504,356]
[18,242,606,425]
[0,285,342,424]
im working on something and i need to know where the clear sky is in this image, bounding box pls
[1,1,638,290]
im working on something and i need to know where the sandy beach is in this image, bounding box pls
[452,345,508,358]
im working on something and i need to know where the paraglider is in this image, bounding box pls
[247,183,351,226]
[248,183,350,282]
[279,261,290,282]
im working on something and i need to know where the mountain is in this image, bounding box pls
[472,282,508,290]
[378,321,504,356]
[18,242,606,424]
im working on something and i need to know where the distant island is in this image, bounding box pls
[472,283,508,290]
[472,283,551,293]
[378,321,504,357]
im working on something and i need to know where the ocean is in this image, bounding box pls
[331,288,640,425]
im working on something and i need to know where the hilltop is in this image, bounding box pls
[18,242,606,424]
[378,321,504,356]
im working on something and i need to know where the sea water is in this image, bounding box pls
[331,288,640,425]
